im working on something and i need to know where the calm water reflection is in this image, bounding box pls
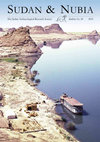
[38,40,63,48]
[31,39,100,142]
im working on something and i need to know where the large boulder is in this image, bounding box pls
[44,24,65,34]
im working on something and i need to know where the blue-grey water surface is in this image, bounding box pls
[31,39,100,142]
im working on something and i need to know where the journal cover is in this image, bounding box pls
[0,0,100,142]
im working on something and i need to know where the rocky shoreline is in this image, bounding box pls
[0,58,79,142]
[0,26,79,142]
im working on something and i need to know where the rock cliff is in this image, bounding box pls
[0,27,36,47]
[30,26,45,34]
[44,24,65,34]
[0,27,41,57]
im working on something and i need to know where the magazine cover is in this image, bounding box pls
[0,0,100,142]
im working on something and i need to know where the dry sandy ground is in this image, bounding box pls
[0,60,79,142]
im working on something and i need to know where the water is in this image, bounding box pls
[31,39,100,142]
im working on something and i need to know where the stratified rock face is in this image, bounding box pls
[30,26,45,34]
[89,30,99,36]
[0,28,3,32]
[44,24,65,34]
[0,27,42,56]
[0,27,36,47]
[7,28,16,33]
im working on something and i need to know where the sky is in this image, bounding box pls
[0,0,100,32]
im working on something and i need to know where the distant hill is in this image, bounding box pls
[30,24,65,34]
[30,26,45,34]
[44,24,65,34]
[87,30,100,39]
[89,30,99,36]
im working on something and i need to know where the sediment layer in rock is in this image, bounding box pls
[0,27,41,57]
[0,27,36,47]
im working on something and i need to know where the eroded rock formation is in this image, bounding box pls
[0,27,36,47]
[30,24,65,34]
[30,26,45,34]
[0,27,41,57]
[7,28,16,33]
[89,30,99,36]
[44,24,65,34]
[87,30,100,39]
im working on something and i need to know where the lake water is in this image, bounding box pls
[31,39,100,142]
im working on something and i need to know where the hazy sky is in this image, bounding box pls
[0,0,100,32]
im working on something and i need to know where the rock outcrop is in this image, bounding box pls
[30,24,65,34]
[0,27,41,57]
[89,30,99,36]
[87,30,100,39]
[7,28,16,33]
[30,26,45,34]
[44,24,65,34]
[0,27,36,47]
[0,28,3,32]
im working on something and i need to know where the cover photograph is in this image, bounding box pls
[0,0,100,142]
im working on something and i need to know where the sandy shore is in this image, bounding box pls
[0,58,79,142]
[30,33,86,46]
